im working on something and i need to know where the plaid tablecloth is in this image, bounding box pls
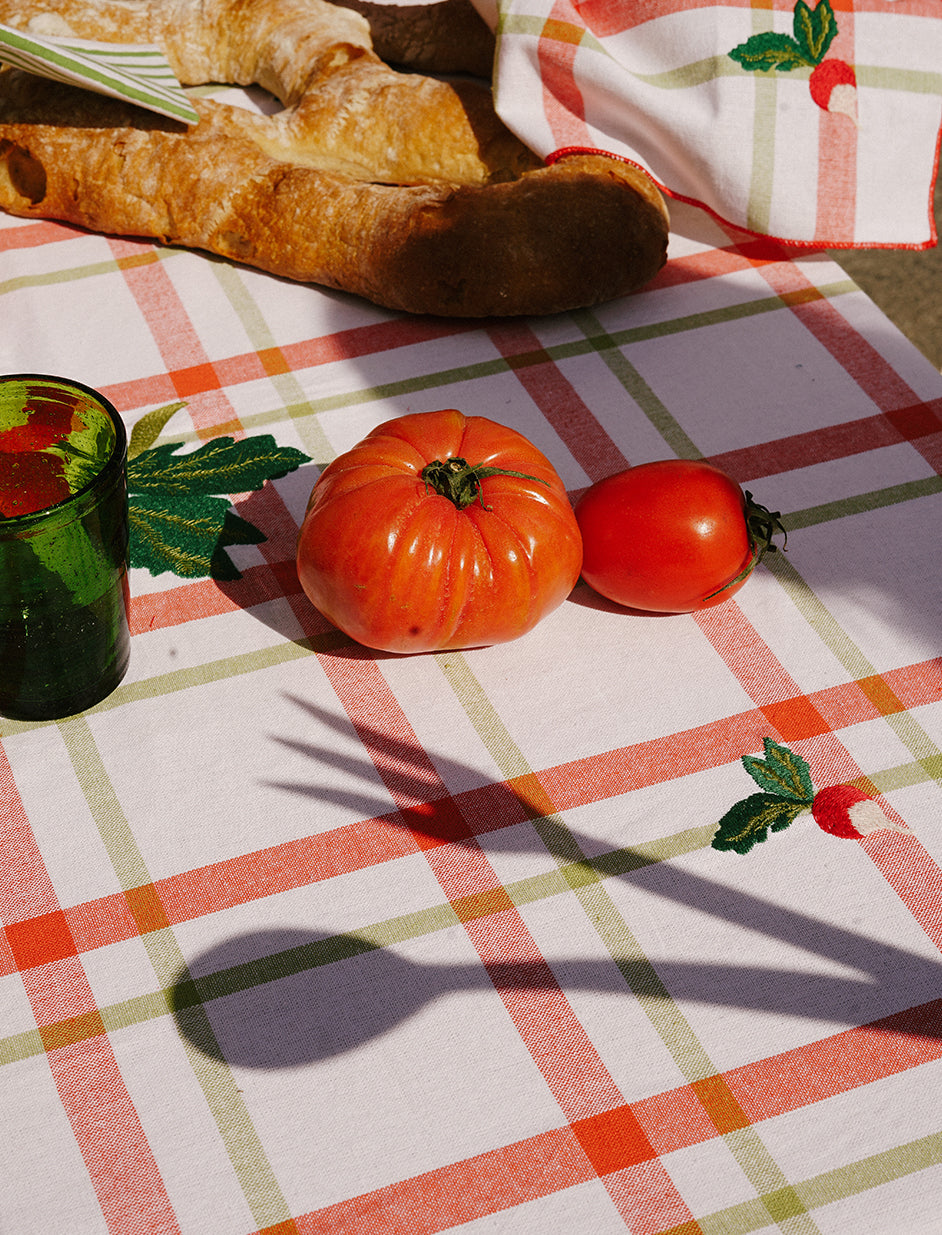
[2,192,942,1234]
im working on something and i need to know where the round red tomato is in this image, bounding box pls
[575,459,785,613]
[296,409,583,653]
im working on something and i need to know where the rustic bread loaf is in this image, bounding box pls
[0,0,669,316]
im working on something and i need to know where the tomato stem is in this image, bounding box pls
[701,492,787,602]
[744,491,787,564]
[421,457,548,510]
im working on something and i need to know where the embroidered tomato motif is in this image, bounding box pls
[728,0,856,123]
[809,59,857,122]
[811,783,896,839]
[711,738,908,854]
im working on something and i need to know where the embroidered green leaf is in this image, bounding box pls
[728,31,813,73]
[127,435,309,495]
[126,431,310,578]
[711,792,807,854]
[793,0,837,66]
[741,738,815,803]
[129,492,265,579]
[127,401,187,461]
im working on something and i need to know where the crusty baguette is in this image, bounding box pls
[0,0,669,316]
[340,0,495,77]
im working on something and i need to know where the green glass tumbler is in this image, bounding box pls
[0,375,130,720]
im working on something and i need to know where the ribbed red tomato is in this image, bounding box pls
[575,459,785,614]
[296,409,583,652]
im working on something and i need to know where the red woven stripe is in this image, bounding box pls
[813,10,857,246]
[295,1126,592,1233]
[48,1035,180,1235]
[538,0,593,150]
[0,744,62,921]
[706,398,942,482]
[747,257,923,414]
[0,219,81,249]
[0,747,178,1230]
[726,997,942,1120]
[100,318,477,416]
[487,320,629,479]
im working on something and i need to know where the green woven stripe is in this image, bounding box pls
[0,631,353,735]
[745,7,777,238]
[786,477,942,529]
[632,55,753,90]
[695,1130,942,1234]
[797,1130,942,1208]
[869,757,942,795]
[574,309,703,459]
[57,717,294,1230]
[208,261,337,467]
[763,553,942,793]
[0,259,150,297]
[858,67,942,94]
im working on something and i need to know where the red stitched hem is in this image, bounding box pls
[545,145,940,253]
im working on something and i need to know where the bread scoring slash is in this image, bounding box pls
[0,0,669,316]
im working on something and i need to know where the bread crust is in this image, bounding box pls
[0,0,669,316]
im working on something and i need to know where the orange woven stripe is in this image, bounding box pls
[570,1104,657,1174]
[39,1009,107,1053]
[759,696,831,742]
[125,883,171,935]
[691,1074,752,1135]
[6,908,78,970]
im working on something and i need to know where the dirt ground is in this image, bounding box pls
[829,174,942,370]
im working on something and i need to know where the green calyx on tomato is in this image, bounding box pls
[421,456,549,511]
[701,490,787,601]
[743,489,788,563]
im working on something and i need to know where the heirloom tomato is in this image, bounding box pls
[575,459,785,614]
[296,409,583,653]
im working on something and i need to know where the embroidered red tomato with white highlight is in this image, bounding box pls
[575,459,785,614]
[810,783,904,839]
[809,59,857,123]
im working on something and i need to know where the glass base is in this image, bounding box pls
[0,590,130,722]
[0,648,129,721]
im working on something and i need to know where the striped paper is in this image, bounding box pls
[0,20,198,124]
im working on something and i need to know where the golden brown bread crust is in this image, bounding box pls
[0,0,669,316]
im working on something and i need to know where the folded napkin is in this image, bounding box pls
[0,20,198,124]
[475,0,942,248]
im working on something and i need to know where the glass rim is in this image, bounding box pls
[0,373,128,531]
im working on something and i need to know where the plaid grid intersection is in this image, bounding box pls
[3,197,942,1233]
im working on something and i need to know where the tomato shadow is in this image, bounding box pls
[169,695,942,1069]
[567,579,682,618]
[209,468,333,648]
